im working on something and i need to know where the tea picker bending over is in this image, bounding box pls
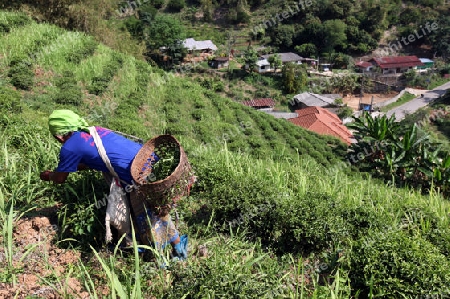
[39,109,187,260]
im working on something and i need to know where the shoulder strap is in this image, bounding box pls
[88,126,119,179]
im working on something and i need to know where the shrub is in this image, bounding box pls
[56,172,106,250]
[150,0,165,9]
[274,192,351,254]
[191,109,203,121]
[0,86,22,114]
[167,0,186,11]
[0,13,30,33]
[199,77,225,92]
[87,52,123,95]
[165,123,187,135]
[66,38,98,64]
[8,57,34,90]
[52,71,82,106]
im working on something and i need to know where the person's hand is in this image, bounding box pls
[173,242,188,260]
[172,234,188,260]
[40,170,52,181]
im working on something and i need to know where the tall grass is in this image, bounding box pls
[73,44,114,84]
[0,22,63,66]
[36,31,93,71]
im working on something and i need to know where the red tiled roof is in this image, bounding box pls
[355,61,372,68]
[288,106,353,145]
[241,98,275,108]
[369,56,424,69]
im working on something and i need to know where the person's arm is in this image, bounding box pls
[40,171,70,184]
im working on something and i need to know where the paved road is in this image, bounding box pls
[386,81,450,121]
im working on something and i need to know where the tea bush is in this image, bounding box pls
[0,12,30,33]
[52,70,83,106]
[348,229,450,298]
[87,52,124,95]
[65,37,98,64]
[169,235,295,299]
[55,171,107,249]
[7,56,34,90]
[399,205,450,256]
[0,86,21,114]
[274,192,352,254]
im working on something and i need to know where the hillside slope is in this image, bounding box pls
[0,11,347,169]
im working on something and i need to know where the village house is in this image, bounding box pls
[356,56,424,75]
[261,52,303,65]
[290,92,341,110]
[288,106,354,145]
[241,98,276,111]
[209,57,229,69]
[241,98,298,119]
[254,52,304,73]
[355,60,374,72]
[182,38,218,62]
[417,58,434,70]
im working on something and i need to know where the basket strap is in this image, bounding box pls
[89,126,121,180]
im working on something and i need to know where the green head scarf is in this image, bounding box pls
[48,110,90,136]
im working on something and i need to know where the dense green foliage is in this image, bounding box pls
[348,112,450,197]
[1,0,450,65]
[52,71,83,105]
[0,86,21,115]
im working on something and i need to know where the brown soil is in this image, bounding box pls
[0,211,90,299]
[342,91,399,110]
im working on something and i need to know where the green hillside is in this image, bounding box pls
[1,11,450,298]
[0,11,347,167]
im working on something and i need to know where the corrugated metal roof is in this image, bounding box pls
[261,52,303,63]
[288,106,353,145]
[355,61,372,68]
[183,38,218,51]
[292,92,336,107]
[241,98,276,107]
[264,111,298,119]
[369,56,424,69]
[256,59,270,66]
[419,58,434,63]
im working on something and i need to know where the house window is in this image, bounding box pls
[396,68,400,73]
[261,66,266,70]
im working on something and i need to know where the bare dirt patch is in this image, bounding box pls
[0,212,90,299]
[343,91,399,110]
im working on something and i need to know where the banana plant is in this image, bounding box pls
[379,145,405,181]
[347,112,399,143]
[433,153,450,195]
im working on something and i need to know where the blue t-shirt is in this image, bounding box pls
[56,127,142,185]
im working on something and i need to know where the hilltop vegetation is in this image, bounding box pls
[2,0,450,63]
[1,8,450,299]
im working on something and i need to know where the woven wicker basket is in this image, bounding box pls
[131,135,193,209]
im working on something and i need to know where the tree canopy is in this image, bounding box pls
[145,14,186,50]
